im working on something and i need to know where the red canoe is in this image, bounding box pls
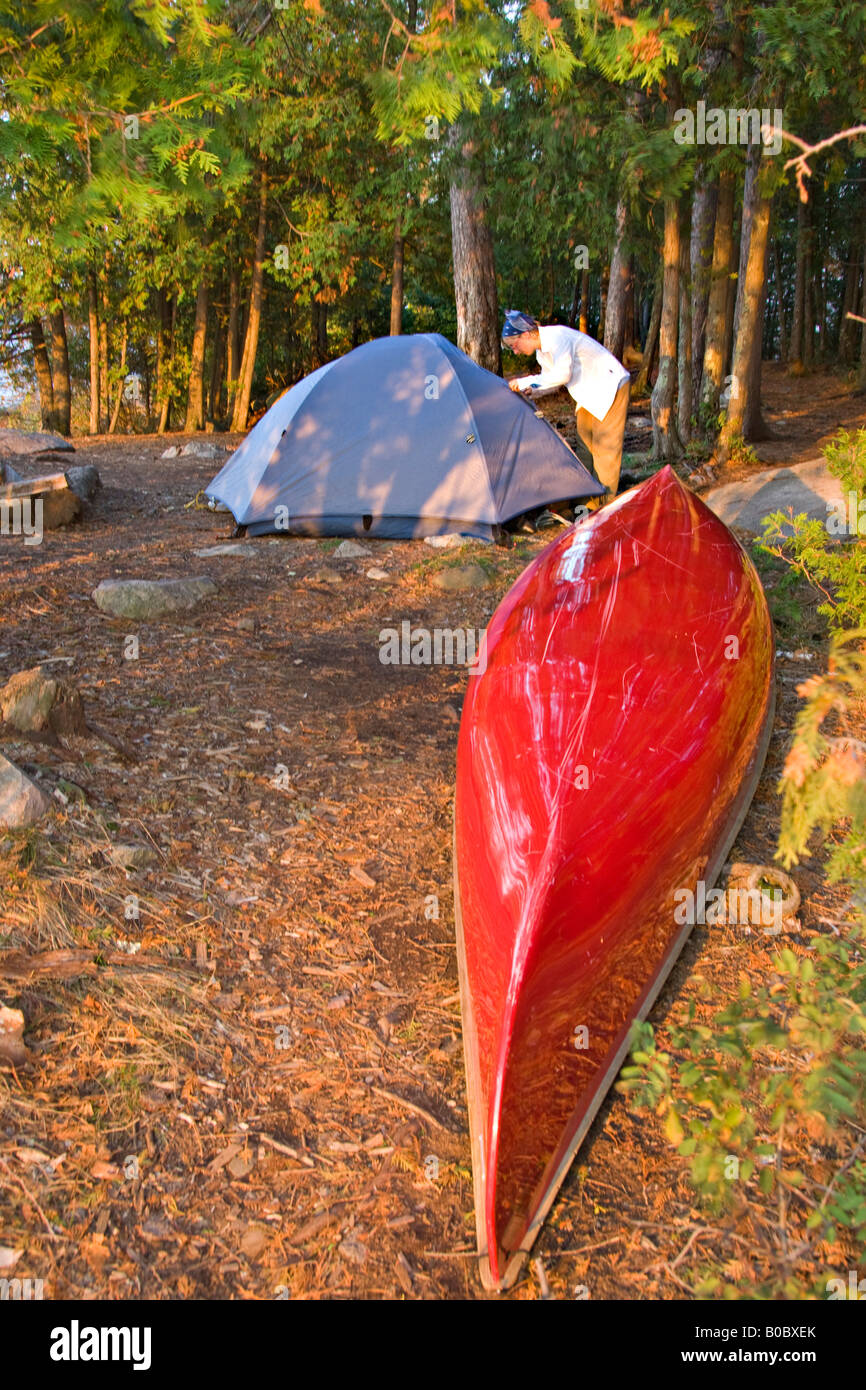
[453,465,775,1291]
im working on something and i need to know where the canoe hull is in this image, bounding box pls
[453,466,775,1291]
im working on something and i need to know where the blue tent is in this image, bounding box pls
[206,333,604,539]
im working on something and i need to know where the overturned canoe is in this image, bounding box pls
[453,465,775,1291]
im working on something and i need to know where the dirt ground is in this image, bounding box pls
[0,363,864,1300]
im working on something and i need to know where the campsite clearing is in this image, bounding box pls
[0,367,863,1300]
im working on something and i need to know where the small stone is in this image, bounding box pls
[193,544,261,558]
[239,1226,268,1260]
[0,666,86,736]
[160,446,180,459]
[424,534,470,550]
[432,563,490,591]
[0,754,50,828]
[0,1005,27,1066]
[333,540,371,559]
[110,844,157,870]
[92,576,217,619]
[366,567,390,581]
[338,1236,368,1267]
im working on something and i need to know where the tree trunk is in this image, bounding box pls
[773,237,788,362]
[597,262,610,342]
[677,202,693,445]
[155,288,169,429]
[29,319,55,431]
[651,198,683,460]
[700,167,736,415]
[48,294,71,436]
[789,199,808,369]
[108,326,128,434]
[578,267,589,334]
[157,296,177,435]
[99,282,110,433]
[803,239,815,367]
[227,265,241,421]
[390,207,404,335]
[310,297,329,369]
[634,270,661,397]
[690,166,717,414]
[449,128,500,373]
[624,261,636,351]
[858,241,866,393]
[88,272,100,434]
[717,157,773,457]
[603,196,629,361]
[209,309,224,422]
[231,170,268,432]
[184,278,209,432]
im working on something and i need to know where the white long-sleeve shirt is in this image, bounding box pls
[512,324,630,422]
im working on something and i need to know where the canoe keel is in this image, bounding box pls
[453,466,775,1292]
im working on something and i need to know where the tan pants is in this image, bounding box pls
[575,380,630,503]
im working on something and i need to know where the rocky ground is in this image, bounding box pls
[0,362,863,1300]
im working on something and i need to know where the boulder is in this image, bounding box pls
[0,667,87,737]
[0,428,74,458]
[180,442,222,459]
[193,543,261,558]
[432,562,491,591]
[92,576,218,619]
[0,754,50,828]
[424,534,470,550]
[65,465,101,503]
[704,457,845,535]
[333,539,372,559]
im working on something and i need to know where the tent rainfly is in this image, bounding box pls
[205,333,605,540]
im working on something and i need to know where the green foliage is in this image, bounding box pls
[621,918,866,1288]
[775,630,866,885]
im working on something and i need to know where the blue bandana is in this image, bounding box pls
[501,310,538,347]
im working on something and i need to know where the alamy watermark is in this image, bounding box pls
[673,101,784,155]
[378,621,487,675]
[674,880,785,933]
[0,497,43,545]
[826,492,866,537]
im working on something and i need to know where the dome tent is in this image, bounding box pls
[205,333,604,539]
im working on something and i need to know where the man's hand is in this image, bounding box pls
[508,380,523,392]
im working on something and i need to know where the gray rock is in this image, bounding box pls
[366,567,391,581]
[180,442,222,459]
[0,667,86,736]
[0,754,50,828]
[92,576,218,619]
[333,539,372,559]
[160,446,180,459]
[424,533,471,550]
[109,843,157,870]
[65,465,101,503]
[432,563,491,591]
[704,457,845,536]
[194,544,261,558]
[0,428,74,457]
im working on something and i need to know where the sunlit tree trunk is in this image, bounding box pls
[651,198,682,460]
